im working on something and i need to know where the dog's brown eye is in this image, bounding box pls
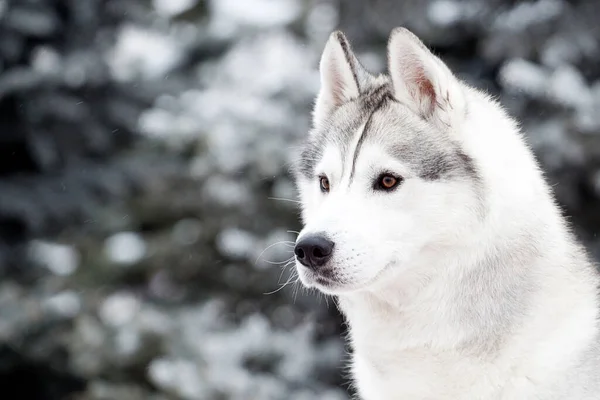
[319,176,330,193]
[381,176,397,188]
[375,173,402,191]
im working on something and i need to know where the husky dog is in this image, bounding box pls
[292,27,600,399]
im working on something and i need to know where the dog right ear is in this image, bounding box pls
[387,27,465,131]
[313,31,366,129]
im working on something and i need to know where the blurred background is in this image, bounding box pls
[0,0,600,399]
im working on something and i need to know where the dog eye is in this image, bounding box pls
[319,176,330,193]
[375,173,402,191]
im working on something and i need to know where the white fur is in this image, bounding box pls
[294,28,600,399]
[313,32,361,129]
[388,27,465,131]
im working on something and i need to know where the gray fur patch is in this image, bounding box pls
[296,76,479,185]
[296,81,391,179]
[389,136,478,182]
[348,84,395,182]
[297,104,366,178]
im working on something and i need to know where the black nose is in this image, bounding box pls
[294,234,334,269]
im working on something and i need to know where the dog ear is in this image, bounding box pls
[313,31,367,128]
[387,27,465,130]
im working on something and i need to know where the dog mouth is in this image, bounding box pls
[313,275,343,293]
[299,259,396,294]
[299,266,341,288]
[314,267,336,279]
[314,272,338,286]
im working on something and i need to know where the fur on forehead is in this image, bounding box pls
[296,80,392,179]
[297,83,477,183]
[364,102,478,181]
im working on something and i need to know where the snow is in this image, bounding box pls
[499,57,594,112]
[104,231,147,266]
[42,290,81,318]
[203,176,252,207]
[527,120,584,170]
[29,240,79,276]
[209,32,318,97]
[137,108,177,140]
[31,46,61,75]
[136,31,314,182]
[498,58,550,97]
[114,327,141,358]
[152,0,197,17]
[493,0,564,31]
[427,1,463,27]
[148,357,205,399]
[575,82,600,133]
[99,292,141,328]
[547,65,593,109]
[208,0,302,30]
[216,228,258,260]
[164,302,347,399]
[107,24,184,81]
[305,2,339,41]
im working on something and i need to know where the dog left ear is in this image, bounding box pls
[313,31,370,129]
[387,28,465,130]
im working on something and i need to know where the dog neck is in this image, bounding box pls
[336,217,599,376]
[336,228,551,359]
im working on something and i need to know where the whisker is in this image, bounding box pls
[254,240,296,265]
[262,256,294,265]
[263,272,298,295]
[317,291,331,309]
[268,197,301,204]
[274,260,294,287]
[292,279,301,304]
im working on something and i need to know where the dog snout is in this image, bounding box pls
[294,234,334,269]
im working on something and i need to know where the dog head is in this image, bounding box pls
[293,28,484,295]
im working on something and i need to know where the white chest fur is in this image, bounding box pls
[338,271,600,400]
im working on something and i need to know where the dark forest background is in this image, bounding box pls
[0,0,599,399]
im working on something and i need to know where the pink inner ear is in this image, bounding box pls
[393,52,438,118]
[415,69,436,116]
[322,49,358,108]
[330,68,348,106]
